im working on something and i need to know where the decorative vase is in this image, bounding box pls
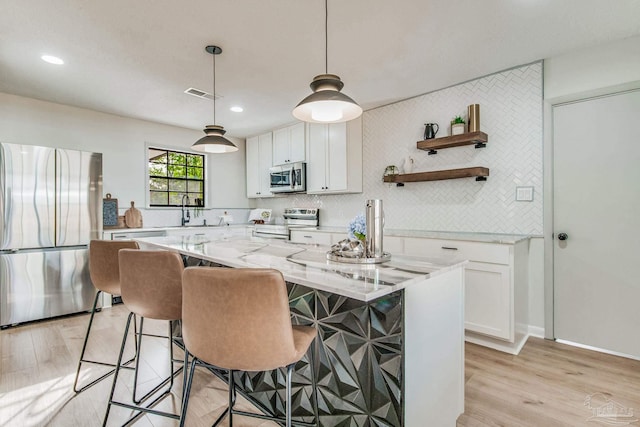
[468,104,480,132]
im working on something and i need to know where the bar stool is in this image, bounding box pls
[103,249,185,426]
[179,267,317,427]
[73,239,139,394]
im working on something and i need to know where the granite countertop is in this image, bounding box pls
[135,234,466,302]
[300,226,533,244]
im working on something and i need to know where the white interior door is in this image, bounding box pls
[553,90,640,359]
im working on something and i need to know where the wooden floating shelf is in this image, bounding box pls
[383,167,490,183]
[417,131,488,155]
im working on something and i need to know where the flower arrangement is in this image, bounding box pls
[451,115,465,125]
[451,115,466,135]
[348,214,366,241]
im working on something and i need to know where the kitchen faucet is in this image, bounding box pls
[181,194,190,226]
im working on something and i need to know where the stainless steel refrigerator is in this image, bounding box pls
[0,143,102,327]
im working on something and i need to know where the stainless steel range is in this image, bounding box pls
[253,208,319,239]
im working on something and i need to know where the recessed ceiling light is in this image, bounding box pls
[41,55,64,65]
[230,106,243,113]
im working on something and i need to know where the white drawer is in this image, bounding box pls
[403,237,511,265]
[290,230,332,245]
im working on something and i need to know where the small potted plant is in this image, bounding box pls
[451,115,466,136]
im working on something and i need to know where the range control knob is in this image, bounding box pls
[558,233,568,241]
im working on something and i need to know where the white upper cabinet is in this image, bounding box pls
[272,122,305,166]
[246,132,274,198]
[306,117,362,194]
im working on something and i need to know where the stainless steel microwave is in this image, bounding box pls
[269,162,306,193]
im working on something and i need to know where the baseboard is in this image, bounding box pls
[528,325,545,338]
[555,339,640,362]
[465,330,529,355]
[465,323,549,354]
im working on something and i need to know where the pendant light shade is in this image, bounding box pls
[192,125,238,153]
[192,45,238,153]
[292,74,363,123]
[292,0,362,124]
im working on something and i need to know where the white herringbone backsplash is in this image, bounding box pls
[259,62,543,235]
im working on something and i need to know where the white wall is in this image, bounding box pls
[260,63,544,236]
[545,35,640,102]
[0,92,251,226]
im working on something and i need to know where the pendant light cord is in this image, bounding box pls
[212,51,216,125]
[325,0,328,74]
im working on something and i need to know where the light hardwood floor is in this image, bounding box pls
[1,305,639,426]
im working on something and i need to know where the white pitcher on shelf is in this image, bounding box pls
[402,156,414,174]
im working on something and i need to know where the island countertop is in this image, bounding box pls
[135,233,466,302]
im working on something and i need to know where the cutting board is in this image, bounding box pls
[124,201,143,228]
[103,194,119,228]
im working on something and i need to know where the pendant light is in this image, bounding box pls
[192,45,238,153]
[292,0,362,123]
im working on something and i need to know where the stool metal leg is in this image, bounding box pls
[286,363,294,427]
[179,354,199,427]
[132,318,180,404]
[73,291,137,394]
[229,369,235,427]
[104,313,182,426]
[73,290,102,393]
[103,311,135,426]
[131,316,146,403]
[181,340,188,405]
[181,360,315,427]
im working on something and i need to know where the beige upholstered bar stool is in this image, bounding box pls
[103,249,185,425]
[73,239,139,394]
[179,267,317,427]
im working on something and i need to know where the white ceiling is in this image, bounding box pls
[1,0,639,138]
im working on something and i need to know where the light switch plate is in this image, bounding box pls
[516,186,534,202]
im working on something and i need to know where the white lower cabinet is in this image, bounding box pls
[403,237,516,340]
[292,230,529,353]
[403,236,529,353]
[290,230,350,245]
[290,230,333,245]
[464,261,512,340]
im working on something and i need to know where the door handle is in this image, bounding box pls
[557,233,568,241]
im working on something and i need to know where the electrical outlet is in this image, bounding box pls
[516,186,534,202]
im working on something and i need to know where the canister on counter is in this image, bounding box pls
[468,104,480,132]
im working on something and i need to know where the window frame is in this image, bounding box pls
[145,144,207,208]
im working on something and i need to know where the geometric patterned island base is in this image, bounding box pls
[182,255,404,427]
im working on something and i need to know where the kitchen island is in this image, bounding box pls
[136,233,466,427]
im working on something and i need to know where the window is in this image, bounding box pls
[148,147,205,207]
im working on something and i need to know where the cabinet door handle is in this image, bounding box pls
[303,235,313,238]
[441,246,458,250]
